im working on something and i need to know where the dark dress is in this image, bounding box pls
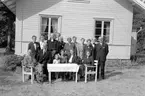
[83,56,94,66]
[83,44,94,58]
[64,43,77,57]
[58,41,66,53]
[94,43,109,79]
[60,54,68,63]
[47,39,58,59]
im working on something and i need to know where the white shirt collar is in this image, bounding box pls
[69,55,73,63]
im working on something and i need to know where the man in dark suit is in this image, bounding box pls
[67,49,82,80]
[68,49,81,64]
[91,38,99,60]
[28,35,40,60]
[37,43,52,80]
[94,37,109,80]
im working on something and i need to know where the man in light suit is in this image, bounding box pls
[28,35,40,60]
[94,37,109,80]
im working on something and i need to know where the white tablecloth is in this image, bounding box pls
[47,63,80,72]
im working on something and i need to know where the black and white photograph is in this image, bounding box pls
[0,0,145,96]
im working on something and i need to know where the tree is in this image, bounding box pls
[133,10,145,53]
[0,2,15,52]
[133,11,145,30]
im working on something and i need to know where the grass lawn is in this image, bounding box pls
[0,55,145,96]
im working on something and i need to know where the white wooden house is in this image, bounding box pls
[1,0,145,59]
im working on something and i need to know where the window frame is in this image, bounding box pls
[94,18,114,44]
[39,14,62,39]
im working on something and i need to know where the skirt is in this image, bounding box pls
[35,63,46,83]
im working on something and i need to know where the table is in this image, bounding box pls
[47,63,80,83]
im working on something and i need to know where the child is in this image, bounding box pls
[59,49,68,63]
[53,53,60,79]
[53,53,60,64]
[59,49,68,80]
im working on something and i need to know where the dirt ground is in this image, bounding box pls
[0,65,145,96]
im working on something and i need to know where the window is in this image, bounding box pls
[68,0,90,3]
[40,15,61,39]
[95,20,111,43]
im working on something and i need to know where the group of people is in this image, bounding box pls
[22,33,109,83]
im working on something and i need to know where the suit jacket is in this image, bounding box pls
[83,56,94,65]
[92,43,97,60]
[94,43,109,61]
[67,55,82,64]
[73,42,81,58]
[28,42,40,58]
[37,49,52,65]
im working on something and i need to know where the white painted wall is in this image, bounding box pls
[15,0,133,59]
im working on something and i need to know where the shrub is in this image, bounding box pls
[1,54,24,71]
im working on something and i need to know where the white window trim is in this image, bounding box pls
[94,18,114,44]
[68,0,90,3]
[39,14,62,39]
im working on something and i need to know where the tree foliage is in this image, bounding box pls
[0,2,15,48]
[133,12,145,30]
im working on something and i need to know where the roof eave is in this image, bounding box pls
[128,0,145,11]
[1,0,145,15]
[1,0,16,15]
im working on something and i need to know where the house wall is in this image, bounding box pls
[15,0,133,59]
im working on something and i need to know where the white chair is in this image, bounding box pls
[84,60,98,83]
[22,61,34,84]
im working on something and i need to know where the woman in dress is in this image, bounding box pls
[22,50,37,80]
[64,37,77,57]
[83,39,94,58]
[22,50,37,67]
[78,38,86,60]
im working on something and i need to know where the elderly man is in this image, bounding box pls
[94,36,109,80]
[39,35,47,50]
[36,43,52,82]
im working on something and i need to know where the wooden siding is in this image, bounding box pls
[15,0,133,59]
